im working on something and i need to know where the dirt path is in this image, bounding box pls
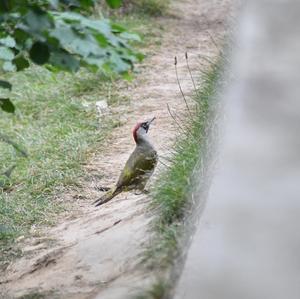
[1,0,232,298]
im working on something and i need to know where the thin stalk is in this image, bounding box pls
[185,52,197,93]
[174,56,192,117]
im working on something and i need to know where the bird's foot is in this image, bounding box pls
[134,189,150,195]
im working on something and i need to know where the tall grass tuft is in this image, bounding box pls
[142,57,223,298]
[0,67,122,269]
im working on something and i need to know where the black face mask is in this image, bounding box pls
[141,122,149,133]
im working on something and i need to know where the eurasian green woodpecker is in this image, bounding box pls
[94,117,157,207]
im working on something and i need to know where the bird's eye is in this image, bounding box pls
[141,123,148,129]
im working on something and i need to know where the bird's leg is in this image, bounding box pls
[94,186,110,192]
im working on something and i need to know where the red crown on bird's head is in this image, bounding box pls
[132,122,142,143]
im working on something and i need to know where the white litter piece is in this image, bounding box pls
[96,100,109,116]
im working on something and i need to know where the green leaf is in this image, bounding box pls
[122,71,133,81]
[0,2,143,76]
[0,36,16,48]
[29,42,50,65]
[24,8,52,33]
[50,23,105,58]
[135,52,145,62]
[48,0,59,9]
[0,98,15,113]
[0,46,15,61]
[51,11,82,21]
[120,32,141,42]
[111,23,127,33]
[13,29,29,45]
[53,12,113,38]
[0,80,12,90]
[110,52,131,73]
[84,55,105,68]
[49,50,80,72]
[106,0,122,9]
[62,0,81,8]
[3,61,16,71]
[50,22,79,45]
[13,55,30,71]
[0,1,12,13]
[78,0,96,8]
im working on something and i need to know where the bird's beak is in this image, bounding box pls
[147,117,156,126]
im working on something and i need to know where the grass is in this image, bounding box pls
[134,281,168,299]
[140,58,223,298]
[0,67,119,266]
[0,10,164,269]
[103,0,170,17]
[124,0,171,17]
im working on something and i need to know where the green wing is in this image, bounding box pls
[116,147,157,190]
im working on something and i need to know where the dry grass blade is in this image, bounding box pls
[166,103,186,134]
[206,30,222,55]
[174,56,192,118]
[185,52,197,94]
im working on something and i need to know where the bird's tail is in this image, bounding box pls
[93,186,121,207]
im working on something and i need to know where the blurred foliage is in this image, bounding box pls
[0,0,143,112]
[121,0,170,16]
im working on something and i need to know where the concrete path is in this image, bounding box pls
[175,1,300,298]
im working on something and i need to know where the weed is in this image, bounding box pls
[134,281,168,299]
[143,58,223,298]
[153,60,221,227]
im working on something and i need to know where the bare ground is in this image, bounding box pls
[0,0,232,298]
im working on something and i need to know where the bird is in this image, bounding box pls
[94,117,157,207]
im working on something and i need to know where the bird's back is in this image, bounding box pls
[116,143,157,191]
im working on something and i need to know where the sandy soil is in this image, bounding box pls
[0,0,232,298]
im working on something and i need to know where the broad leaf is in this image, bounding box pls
[13,55,30,71]
[0,46,14,61]
[0,36,16,48]
[78,0,96,8]
[0,2,143,76]
[49,50,80,72]
[111,23,127,33]
[48,0,59,9]
[29,42,50,65]
[0,98,15,113]
[84,55,105,68]
[0,1,12,13]
[24,8,52,33]
[0,80,12,90]
[110,52,131,73]
[50,22,106,58]
[120,32,141,42]
[3,61,16,71]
